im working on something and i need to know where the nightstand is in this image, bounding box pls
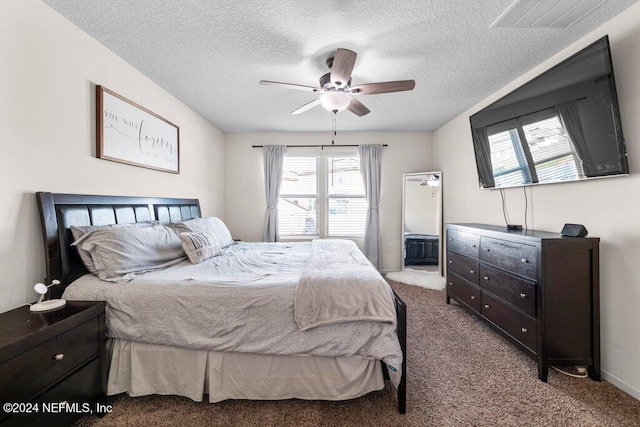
[0,301,107,426]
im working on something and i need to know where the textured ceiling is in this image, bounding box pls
[43,0,639,133]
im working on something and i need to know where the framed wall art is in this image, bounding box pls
[96,85,180,173]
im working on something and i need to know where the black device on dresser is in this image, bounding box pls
[445,223,600,382]
[0,301,107,426]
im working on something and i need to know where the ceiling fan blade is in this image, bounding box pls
[260,80,320,92]
[330,48,357,87]
[291,99,321,115]
[351,80,415,95]
[347,98,370,116]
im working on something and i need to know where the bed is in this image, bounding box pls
[36,192,407,413]
[404,233,439,266]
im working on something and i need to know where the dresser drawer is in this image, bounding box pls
[447,251,479,285]
[480,236,537,280]
[447,273,481,312]
[447,229,480,259]
[0,318,99,404]
[482,293,537,352]
[480,264,536,317]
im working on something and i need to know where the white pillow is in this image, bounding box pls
[178,230,222,264]
[78,224,186,281]
[169,217,234,248]
[71,221,159,275]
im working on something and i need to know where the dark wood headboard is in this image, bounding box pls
[36,192,201,297]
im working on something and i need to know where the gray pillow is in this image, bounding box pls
[168,217,234,248]
[178,229,222,264]
[78,224,186,281]
[71,221,159,275]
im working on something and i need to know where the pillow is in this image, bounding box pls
[78,224,186,281]
[178,230,222,264]
[71,221,159,275]
[168,217,234,248]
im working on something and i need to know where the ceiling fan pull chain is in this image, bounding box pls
[331,111,336,145]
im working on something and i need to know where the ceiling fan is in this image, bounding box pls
[260,48,416,116]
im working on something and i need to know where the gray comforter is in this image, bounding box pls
[295,239,396,330]
[63,241,402,385]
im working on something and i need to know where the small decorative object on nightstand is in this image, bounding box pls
[0,301,107,426]
[29,280,66,312]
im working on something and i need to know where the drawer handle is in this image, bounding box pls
[520,293,527,298]
[471,244,477,248]
[470,296,476,300]
[521,328,528,333]
[448,282,453,286]
[470,270,475,274]
[54,353,64,361]
[521,258,528,263]
[483,248,490,252]
[483,276,489,280]
[449,238,454,242]
[484,304,490,309]
[448,260,453,264]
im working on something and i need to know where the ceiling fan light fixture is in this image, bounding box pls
[262,47,414,117]
[319,91,352,113]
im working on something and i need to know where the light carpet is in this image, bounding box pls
[385,269,445,290]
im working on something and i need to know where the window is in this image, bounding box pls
[326,155,366,237]
[278,156,318,236]
[487,109,582,187]
[278,150,366,238]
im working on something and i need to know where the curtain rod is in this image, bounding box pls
[252,144,388,148]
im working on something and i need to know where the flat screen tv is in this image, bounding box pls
[469,35,628,189]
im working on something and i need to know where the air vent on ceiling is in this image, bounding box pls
[491,0,607,28]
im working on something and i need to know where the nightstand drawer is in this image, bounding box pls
[0,317,99,404]
[2,358,102,427]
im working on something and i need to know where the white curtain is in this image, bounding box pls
[359,144,383,269]
[263,145,286,242]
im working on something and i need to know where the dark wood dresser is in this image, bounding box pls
[0,301,107,426]
[445,223,600,382]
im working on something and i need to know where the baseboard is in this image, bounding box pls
[602,369,640,401]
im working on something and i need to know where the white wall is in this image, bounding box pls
[433,3,640,399]
[224,132,432,271]
[0,0,225,313]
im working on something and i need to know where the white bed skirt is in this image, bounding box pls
[107,339,385,402]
